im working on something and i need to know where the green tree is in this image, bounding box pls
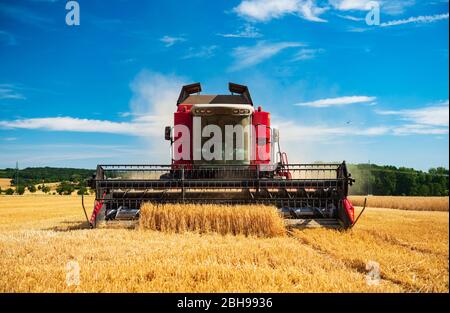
[77,187,88,195]
[56,181,75,195]
[395,169,417,196]
[5,188,14,195]
[430,183,445,196]
[16,185,25,195]
[417,184,430,196]
[41,185,51,194]
[28,185,37,193]
[372,170,396,195]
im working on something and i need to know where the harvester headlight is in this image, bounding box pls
[200,109,205,114]
[233,109,239,114]
[206,109,212,114]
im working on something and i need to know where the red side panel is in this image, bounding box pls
[90,191,106,226]
[343,198,355,224]
[252,110,271,165]
[173,104,193,168]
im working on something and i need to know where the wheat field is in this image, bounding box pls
[0,195,448,292]
[350,196,449,211]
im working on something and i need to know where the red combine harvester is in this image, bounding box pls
[88,83,356,228]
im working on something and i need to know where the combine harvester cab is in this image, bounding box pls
[89,83,356,229]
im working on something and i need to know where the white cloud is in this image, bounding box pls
[0,117,145,135]
[298,0,328,22]
[118,111,133,117]
[292,48,324,61]
[295,95,376,107]
[0,71,187,138]
[336,14,365,21]
[329,0,370,11]
[376,100,449,127]
[232,0,416,24]
[275,120,390,142]
[374,100,449,136]
[0,84,26,100]
[229,41,304,71]
[392,124,449,136]
[160,35,186,47]
[329,0,415,15]
[381,0,416,16]
[128,70,187,135]
[218,24,262,38]
[233,0,328,22]
[380,13,449,27]
[276,117,447,143]
[182,45,218,59]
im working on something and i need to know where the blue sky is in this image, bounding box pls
[0,0,448,170]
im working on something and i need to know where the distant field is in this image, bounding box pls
[0,178,11,190]
[0,195,448,292]
[350,196,449,211]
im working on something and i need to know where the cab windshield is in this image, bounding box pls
[194,114,251,165]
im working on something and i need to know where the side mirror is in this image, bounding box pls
[164,126,172,141]
[272,128,279,143]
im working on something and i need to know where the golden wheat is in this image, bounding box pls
[0,178,11,190]
[140,203,286,237]
[0,195,448,292]
[350,196,449,211]
[292,206,449,292]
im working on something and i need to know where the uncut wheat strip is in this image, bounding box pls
[139,203,285,237]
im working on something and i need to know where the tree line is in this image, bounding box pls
[0,167,95,195]
[348,164,448,196]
